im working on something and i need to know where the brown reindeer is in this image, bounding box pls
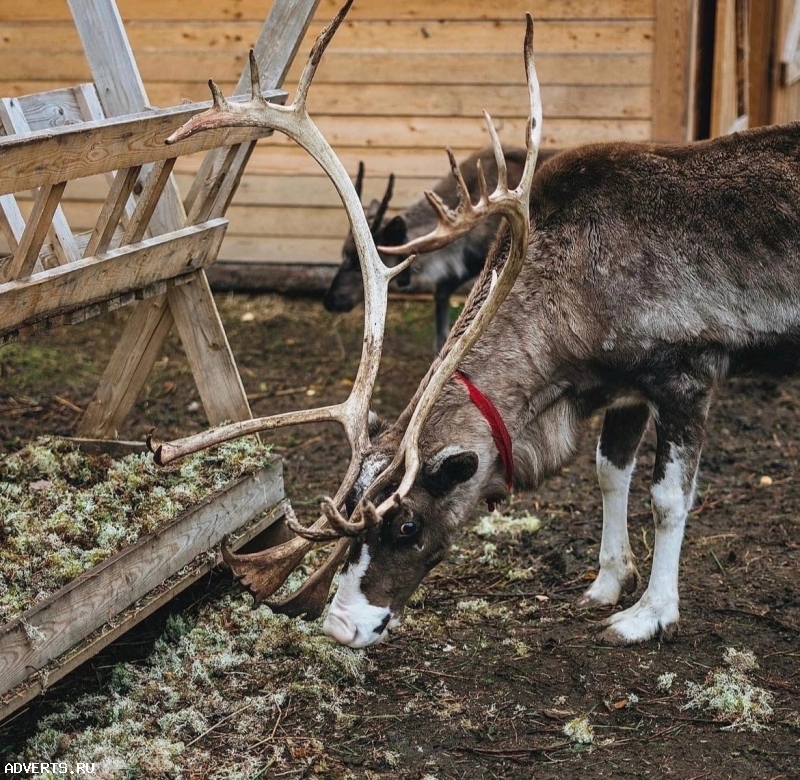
[319,123,800,648]
[323,146,555,351]
[155,2,799,652]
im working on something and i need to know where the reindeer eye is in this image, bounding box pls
[398,520,419,538]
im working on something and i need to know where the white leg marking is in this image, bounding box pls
[322,544,393,649]
[581,449,640,607]
[602,444,693,644]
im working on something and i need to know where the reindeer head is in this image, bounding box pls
[151,1,541,646]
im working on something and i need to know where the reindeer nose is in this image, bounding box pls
[323,609,389,648]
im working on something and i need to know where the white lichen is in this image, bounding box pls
[472,509,542,538]
[683,650,774,733]
[656,672,677,692]
[563,715,595,744]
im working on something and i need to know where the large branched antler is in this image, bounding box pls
[151,6,542,621]
[355,13,542,520]
[150,0,413,617]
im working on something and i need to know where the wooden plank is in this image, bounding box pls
[76,294,175,437]
[1,52,654,87]
[748,0,777,126]
[711,0,749,136]
[217,235,355,265]
[0,219,228,336]
[0,0,655,22]
[0,460,284,697]
[652,0,699,141]
[1,182,67,282]
[0,499,288,725]
[2,85,89,131]
[167,273,253,428]
[259,116,652,150]
[1,19,656,56]
[0,91,284,196]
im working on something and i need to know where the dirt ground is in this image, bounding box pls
[1,292,798,778]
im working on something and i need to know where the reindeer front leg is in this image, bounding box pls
[600,397,709,643]
[581,404,649,607]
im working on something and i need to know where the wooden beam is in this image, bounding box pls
[653,0,700,141]
[0,219,227,337]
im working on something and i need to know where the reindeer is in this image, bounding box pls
[323,146,555,351]
[154,2,799,653]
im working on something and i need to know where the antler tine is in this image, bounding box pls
[295,0,355,110]
[483,111,509,195]
[475,159,489,206]
[366,14,542,515]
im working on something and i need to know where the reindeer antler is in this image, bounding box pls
[358,13,542,521]
[151,6,542,621]
[152,0,413,618]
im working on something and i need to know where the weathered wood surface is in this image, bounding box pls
[0,219,227,338]
[0,492,287,725]
[0,0,658,270]
[0,0,655,22]
[0,459,284,698]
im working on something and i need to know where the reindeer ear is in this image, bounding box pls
[380,215,407,247]
[421,447,479,496]
[365,198,382,222]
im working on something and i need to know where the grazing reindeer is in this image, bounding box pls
[154,3,798,654]
[324,146,554,351]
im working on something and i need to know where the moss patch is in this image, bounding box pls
[0,437,271,623]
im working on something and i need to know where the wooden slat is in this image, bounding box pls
[0,195,26,251]
[0,0,655,22]
[121,157,177,244]
[0,461,283,697]
[0,19,656,55]
[0,219,228,336]
[0,51,655,87]
[84,165,142,257]
[2,182,67,282]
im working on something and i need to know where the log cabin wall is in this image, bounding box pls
[0,0,657,281]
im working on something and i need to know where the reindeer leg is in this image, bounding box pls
[580,404,649,607]
[600,396,709,644]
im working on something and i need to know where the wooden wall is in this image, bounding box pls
[0,0,656,270]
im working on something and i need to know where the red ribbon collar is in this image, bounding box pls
[454,370,514,508]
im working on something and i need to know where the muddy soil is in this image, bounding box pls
[1,293,798,778]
